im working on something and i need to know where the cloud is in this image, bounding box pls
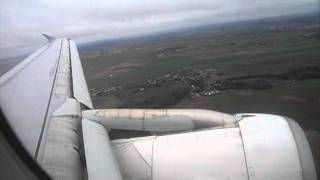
[0,0,318,58]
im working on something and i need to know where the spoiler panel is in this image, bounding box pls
[69,40,93,109]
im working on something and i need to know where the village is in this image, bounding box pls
[89,67,284,99]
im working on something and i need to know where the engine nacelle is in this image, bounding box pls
[110,114,317,180]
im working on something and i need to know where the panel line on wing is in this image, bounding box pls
[34,40,64,159]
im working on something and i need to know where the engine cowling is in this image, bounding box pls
[110,114,317,180]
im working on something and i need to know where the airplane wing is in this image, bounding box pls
[0,36,317,180]
[0,35,98,180]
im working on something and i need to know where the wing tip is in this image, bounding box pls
[42,34,56,42]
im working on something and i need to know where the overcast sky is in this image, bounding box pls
[0,0,319,59]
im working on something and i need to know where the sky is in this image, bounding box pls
[0,0,319,59]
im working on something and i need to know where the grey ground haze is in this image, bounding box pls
[0,0,318,59]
